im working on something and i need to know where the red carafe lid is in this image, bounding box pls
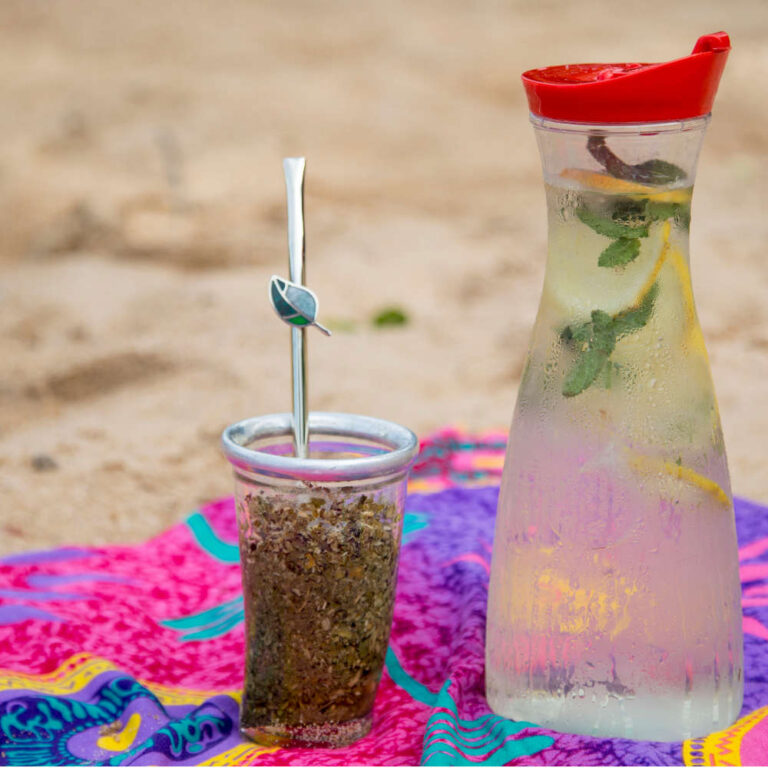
[522,32,731,123]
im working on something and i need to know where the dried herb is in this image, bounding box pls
[238,487,401,747]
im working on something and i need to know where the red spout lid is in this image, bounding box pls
[522,32,731,123]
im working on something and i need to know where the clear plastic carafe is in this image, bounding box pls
[486,116,744,741]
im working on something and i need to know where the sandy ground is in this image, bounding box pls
[0,0,766,556]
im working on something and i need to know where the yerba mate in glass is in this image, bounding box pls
[222,412,417,747]
[486,33,743,740]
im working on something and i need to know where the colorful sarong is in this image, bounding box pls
[1,428,767,766]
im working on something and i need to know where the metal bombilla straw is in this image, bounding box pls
[270,158,331,459]
[225,159,417,747]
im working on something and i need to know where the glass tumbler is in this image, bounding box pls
[222,411,418,748]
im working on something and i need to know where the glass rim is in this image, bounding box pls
[221,411,419,482]
[529,113,710,135]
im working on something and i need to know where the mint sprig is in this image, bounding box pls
[576,205,649,239]
[612,282,659,338]
[561,310,616,397]
[560,283,659,397]
[558,137,688,398]
[647,200,690,230]
[587,136,686,186]
[598,237,640,268]
[577,195,690,271]
[630,159,687,186]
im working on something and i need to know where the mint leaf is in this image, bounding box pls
[579,196,690,252]
[610,197,648,227]
[646,200,680,222]
[612,282,659,338]
[561,310,616,397]
[602,360,619,390]
[589,310,616,352]
[631,159,686,185]
[576,206,649,239]
[646,200,691,230]
[561,309,611,345]
[562,348,610,397]
[598,237,640,268]
[560,287,659,397]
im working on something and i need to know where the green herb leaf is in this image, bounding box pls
[589,310,616,352]
[612,282,659,338]
[561,310,613,350]
[598,237,641,268]
[631,159,686,186]
[562,348,610,398]
[610,197,648,227]
[576,206,649,239]
[560,287,659,397]
[646,199,691,230]
[561,310,616,397]
[372,307,409,327]
[645,200,680,222]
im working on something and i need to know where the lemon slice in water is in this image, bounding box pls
[628,453,730,507]
[543,218,668,320]
[560,168,691,204]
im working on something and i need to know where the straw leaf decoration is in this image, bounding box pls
[269,276,331,336]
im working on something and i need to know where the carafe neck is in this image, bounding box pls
[532,116,708,190]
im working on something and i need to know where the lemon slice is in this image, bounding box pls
[628,453,730,507]
[560,168,692,204]
[543,219,670,320]
[624,222,709,360]
[631,221,671,306]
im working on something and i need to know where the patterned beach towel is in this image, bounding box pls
[1,428,767,766]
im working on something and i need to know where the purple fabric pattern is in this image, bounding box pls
[0,430,766,766]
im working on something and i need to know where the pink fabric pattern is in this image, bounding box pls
[0,428,766,766]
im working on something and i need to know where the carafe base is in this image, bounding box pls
[487,686,743,741]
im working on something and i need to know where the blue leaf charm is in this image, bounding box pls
[269,276,331,336]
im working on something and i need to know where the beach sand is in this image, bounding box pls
[0,0,766,554]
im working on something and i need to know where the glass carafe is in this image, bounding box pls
[486,35,743,742]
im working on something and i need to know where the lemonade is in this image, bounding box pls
[486,152,744,739]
